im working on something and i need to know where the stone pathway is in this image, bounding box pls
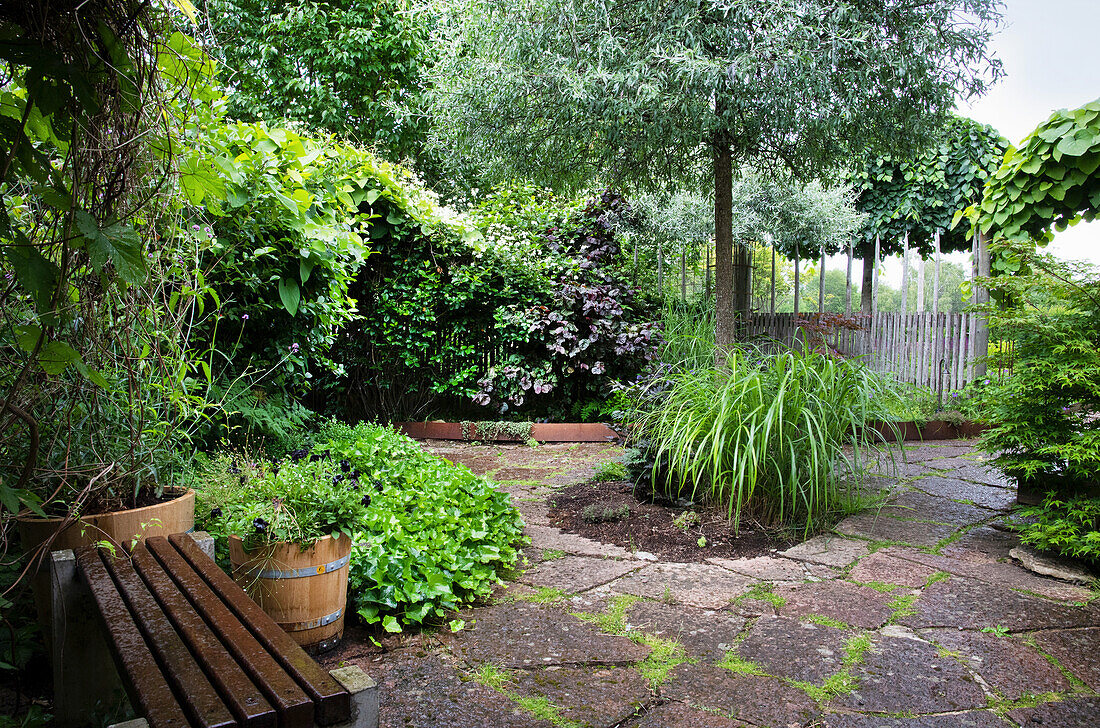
[358,440,1100,727]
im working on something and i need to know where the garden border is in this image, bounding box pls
[871,420,988,442]
[395,422,619,443]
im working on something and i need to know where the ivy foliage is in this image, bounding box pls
[850,116,1008,259]
[203,0,434,160]
[965,97,1100,274]
[320,421,526,632]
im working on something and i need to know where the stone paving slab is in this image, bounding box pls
[708,554,837,582]
[607,563,755,609]
[921,627,1073,699]
[938,525,1017,562]
[1008,696,1100,727]
[902,444,979,462]
[623,601,748,662]
[822,711,1009,727]
[525,524,634,559]
[847,551,940,588]
[734,615,850,683]
[452,601,650,668]
[663,663,821,727]
[520,555,641,592]
[507,666,651,728]
[908,476,1016,511]
[632,702,751,727]
[1028,628,1100,690]
[881,547,1095,602]
[837,635,988,714]
[781,535,872,568]
[835,513,959,548]
[376,652,554,728]
[776,580,896,630]
[878,489,996,525]
[897,577,1100,632]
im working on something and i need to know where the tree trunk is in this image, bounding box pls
[872,234,880,315]
[860,249,873,313]
[705,245,711,303]
[714,139,735,349]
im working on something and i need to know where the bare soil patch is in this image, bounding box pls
[547,479,796,562]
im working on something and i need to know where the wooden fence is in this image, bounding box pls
[744,312,995,394]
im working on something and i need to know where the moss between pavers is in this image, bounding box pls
[715,651,767,676]
[732,582,787,609]
[470,664,583,728]
[789,632,873,703]
[886,593,920,622]
[988,691,1066,718]
[1021,635,1090,689]
[802,614,853,630]
[517,587,570,605]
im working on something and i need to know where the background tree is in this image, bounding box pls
[202,0,433,160]
[850,116,1008,311]
[432,0,1003,347]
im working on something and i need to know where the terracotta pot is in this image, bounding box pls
[17,487,195,635]
[229,533,351,653]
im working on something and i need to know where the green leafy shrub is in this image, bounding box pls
[977,256,1100,493]
[319,421,527,631]
[580,503,630,523]
[593,460,627,482]
[1015,493,1100,566]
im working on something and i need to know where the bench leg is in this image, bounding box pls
[51,549,127,726]
[328,666,379,728]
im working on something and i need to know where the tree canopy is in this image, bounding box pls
[851,115,1008,260]
[203,0,433,160]
[431,0,1003,343]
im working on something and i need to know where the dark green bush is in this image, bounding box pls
[1015,493,1100,566]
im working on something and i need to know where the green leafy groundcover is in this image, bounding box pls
[320,421,527,632]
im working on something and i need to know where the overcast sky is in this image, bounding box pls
[862,0,1099,287]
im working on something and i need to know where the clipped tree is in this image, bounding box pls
[850,116,1008,311]
[432,0,1002,347]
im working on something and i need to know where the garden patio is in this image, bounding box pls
[320,438,1100,728]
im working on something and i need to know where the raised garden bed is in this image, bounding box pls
[396,421,619,443]
[872,419,988,442]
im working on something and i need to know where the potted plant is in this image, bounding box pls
[196,451,369,653]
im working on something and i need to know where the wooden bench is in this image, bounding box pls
[49,532,378,728]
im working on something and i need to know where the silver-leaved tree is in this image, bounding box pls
[431,0,1003,348]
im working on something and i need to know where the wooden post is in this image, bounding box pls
[818,247,826,313]
[657,239,663,294]
[872,234,880,316]
[974,230,991,379]
[901,232,909,318]
[917,254,925,312]
[845,240,853,315]
[681,248,687,300]
[770,239,776,314]
[793,243,800,316]
[932,230,941,316]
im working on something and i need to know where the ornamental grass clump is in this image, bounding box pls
[632,347,899,534]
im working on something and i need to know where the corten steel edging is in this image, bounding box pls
[144,537,315,728]
[168,533,351,726]
[103,548,237,728]
[397,421,620,442]
[868,420,990,442]
[74,547,190,728]
[132,543,278,728]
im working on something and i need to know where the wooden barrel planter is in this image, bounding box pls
[229,533,351,653]
[17,487,196,634]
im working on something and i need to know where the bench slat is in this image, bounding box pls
[132,543,277,728]
[74,547,190,728]
[104,550,237,728]
[169,533,352,726]
[144,537,314,728]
